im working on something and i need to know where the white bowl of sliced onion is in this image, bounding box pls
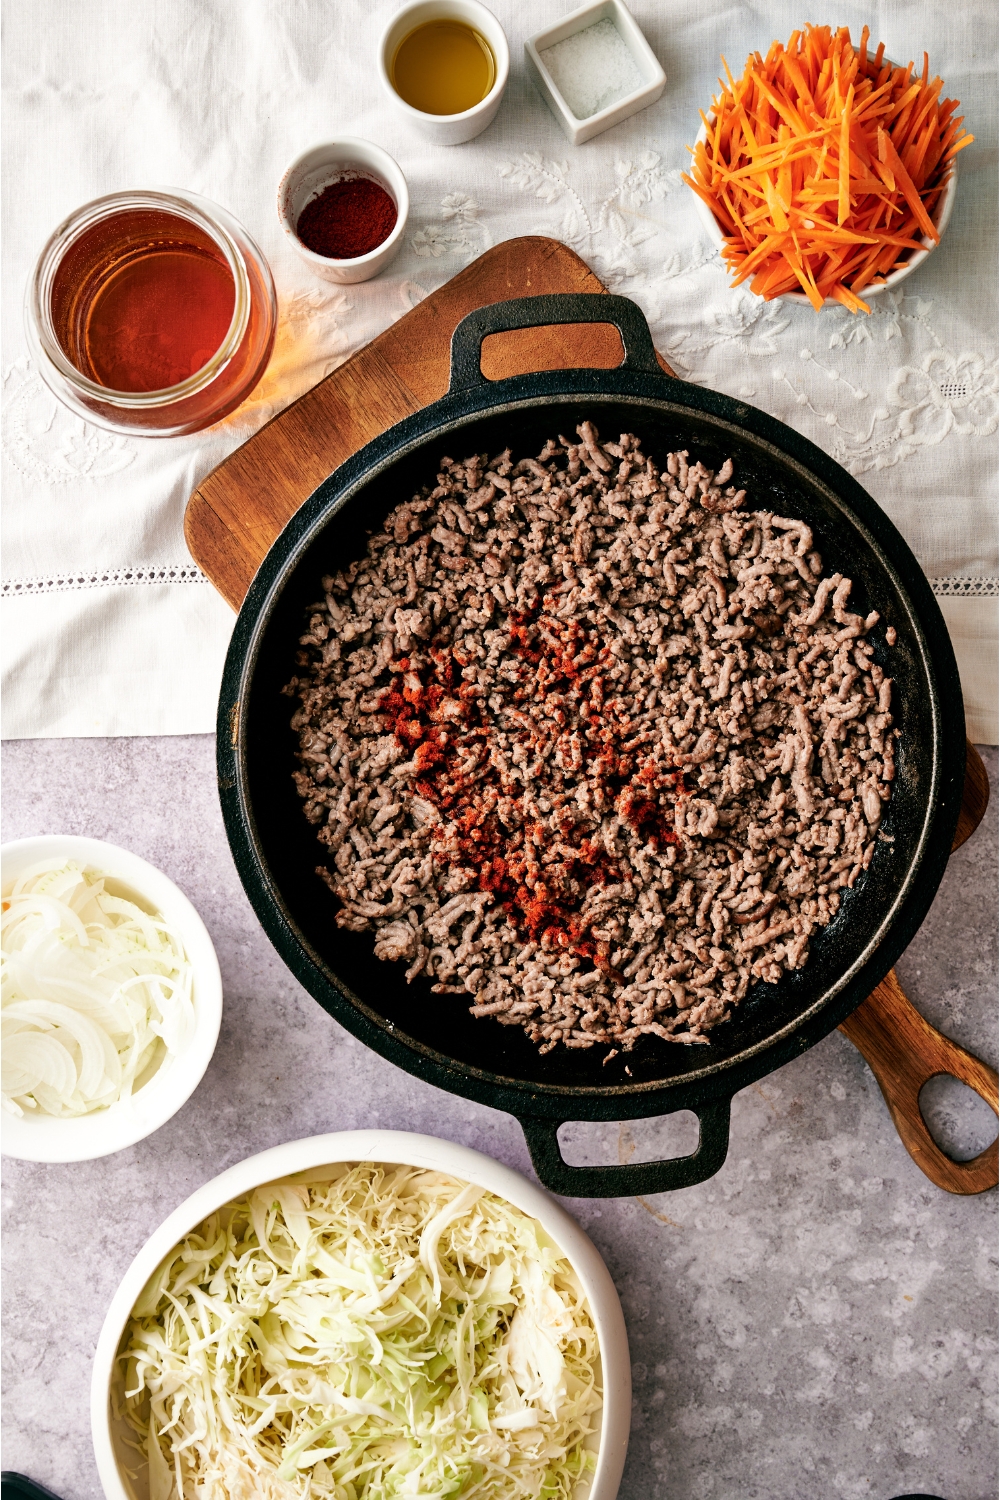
[1,835,222,1162]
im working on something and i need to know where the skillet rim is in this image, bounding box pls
[217,364,966,1122]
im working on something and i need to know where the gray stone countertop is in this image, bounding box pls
[2,736,997,1500]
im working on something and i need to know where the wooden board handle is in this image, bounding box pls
[839,969,997,1194]
[839,740,994,1193]
[953,740,990,851]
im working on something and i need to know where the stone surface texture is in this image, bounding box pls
[2,735,997,1500]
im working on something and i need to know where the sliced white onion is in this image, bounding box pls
[2,1030,79,1100]
[1,858,195,1117]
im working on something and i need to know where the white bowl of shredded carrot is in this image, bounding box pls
[684,24,973,314]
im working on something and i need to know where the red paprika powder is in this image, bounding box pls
[377,604,681,966]
[296,176,398,259]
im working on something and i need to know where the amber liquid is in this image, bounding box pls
[51,210,236,393]
[391,20,495,114]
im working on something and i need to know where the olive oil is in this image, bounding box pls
[391,19,495,115]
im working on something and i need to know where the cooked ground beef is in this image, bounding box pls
[286,427,897,1055]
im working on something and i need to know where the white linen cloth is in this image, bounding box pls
[3,0,997,741]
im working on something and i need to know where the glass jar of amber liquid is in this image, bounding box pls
[25,189,277,437]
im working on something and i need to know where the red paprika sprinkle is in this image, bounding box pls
[377,600,683,972]
[296,176,398,259]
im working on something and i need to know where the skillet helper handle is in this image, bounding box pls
[518,1098,732,1199]
[839,969,998,1195]
[448,292,663,393]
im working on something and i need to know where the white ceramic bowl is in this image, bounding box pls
[277,138,409,284]
[1,836,222,1162]
[378,0,510,146]
[689,99,958,307]
[526,0,666,147]
[92,1130,631,1500]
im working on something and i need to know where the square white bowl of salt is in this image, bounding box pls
[526,0,665,145]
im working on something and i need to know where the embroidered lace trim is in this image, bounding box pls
[1,565,209,598]
[930,576,999,598]
[3,566,996,600]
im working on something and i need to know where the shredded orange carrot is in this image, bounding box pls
[682,25,973,313]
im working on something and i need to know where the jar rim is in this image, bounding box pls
[26,189,252,409]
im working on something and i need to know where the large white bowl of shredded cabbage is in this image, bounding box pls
[92,1131,631,1500]
[1,836,222,1162]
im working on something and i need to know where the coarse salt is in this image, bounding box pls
[539,17,643,121]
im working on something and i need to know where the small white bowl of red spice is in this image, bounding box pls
[277,138,409,284]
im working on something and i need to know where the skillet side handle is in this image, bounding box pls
[448,292,663,393]
[518,1099,732,1199]
[840,968,998,1195]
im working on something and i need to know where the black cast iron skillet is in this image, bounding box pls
[218,294,966,1198]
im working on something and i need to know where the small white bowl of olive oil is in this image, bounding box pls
[378,0,510,145]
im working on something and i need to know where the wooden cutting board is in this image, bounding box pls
[185,234,994,1194]
[185,236,675,610]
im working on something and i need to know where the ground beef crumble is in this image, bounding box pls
[286,426,898,1055]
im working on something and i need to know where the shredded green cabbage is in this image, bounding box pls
[117,1164,602,1499]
